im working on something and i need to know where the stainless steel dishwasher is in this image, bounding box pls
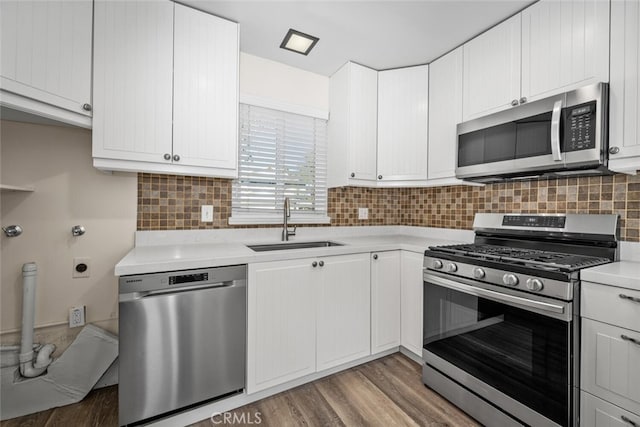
[118,265,246,425]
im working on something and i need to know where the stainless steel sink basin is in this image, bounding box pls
[247,241,344,252]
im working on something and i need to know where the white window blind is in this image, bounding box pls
[231,103,329,224]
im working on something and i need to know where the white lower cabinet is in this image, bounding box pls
[581,391,640,427]
[400,251,424,357]
[247,259,318,394]
[371,251,401,353]
[317,253,371,370]
[247,253,370,394]
[581,318,640,416]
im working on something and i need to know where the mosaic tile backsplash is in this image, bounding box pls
[138,173,640,242]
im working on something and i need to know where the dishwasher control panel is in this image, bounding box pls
[169,272,208,285]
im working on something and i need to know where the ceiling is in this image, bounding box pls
[181,0,535,76]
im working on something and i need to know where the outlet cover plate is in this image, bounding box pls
[358,207,369,220]
[201,205,214,222]
[73,257,91,278]
[69,306,85,328]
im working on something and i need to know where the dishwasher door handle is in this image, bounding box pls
[120,280,240,302]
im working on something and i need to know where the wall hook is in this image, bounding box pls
[2,225,23,237]
[71,225,86,236]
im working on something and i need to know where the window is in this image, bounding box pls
[230,103,329,224]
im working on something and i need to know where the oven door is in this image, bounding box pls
[423,271,574,427]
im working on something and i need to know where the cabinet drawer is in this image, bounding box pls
[581,318,640,415]
[581,391,640,427]
[582,282,640,331]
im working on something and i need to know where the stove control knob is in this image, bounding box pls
[473,268,486,279]
[432,260,443,269]
[503,274,519,286]
[526,278,544,292]
[446,263,458,273]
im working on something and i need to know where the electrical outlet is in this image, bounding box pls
[69,306,85,328]
[358,207,369,220]
[201,205,214,222]
[73,257,91,278]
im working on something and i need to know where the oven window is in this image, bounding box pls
[423,281,570,426]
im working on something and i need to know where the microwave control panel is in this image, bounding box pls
[564,101,596,152]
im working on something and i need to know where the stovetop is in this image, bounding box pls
[428,244,611,273]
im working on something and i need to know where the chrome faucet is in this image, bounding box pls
[282,197,296,241]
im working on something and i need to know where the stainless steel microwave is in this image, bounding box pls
[455,83,610,183]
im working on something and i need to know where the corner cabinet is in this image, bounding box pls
[371,251,401,353]
[609,0,640,174]
[377,66,429,183]
[247,253,371,394]
[428,47,464,183]
[0,0,93,128]
[327,62,378,187]
[92,2,239,178]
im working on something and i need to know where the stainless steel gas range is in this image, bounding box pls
[422,213,619,427]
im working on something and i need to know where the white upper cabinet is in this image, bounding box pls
[377,65,429,182]
[463,14,521,121]
[609,0,640,174]
[92,1,174,165]
[428,47,464,182]
[328,62,378,187]
[521,0,610,102]
[0,0,93,127]
[173,4,238,171]
[92,2,239,178]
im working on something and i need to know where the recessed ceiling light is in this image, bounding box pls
[279,28,319,56]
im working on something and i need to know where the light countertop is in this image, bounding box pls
[115,226,473,276]
[582,261,640,291]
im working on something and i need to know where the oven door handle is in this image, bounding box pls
[426,274,566,316]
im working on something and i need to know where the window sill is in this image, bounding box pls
[228,215,331,226]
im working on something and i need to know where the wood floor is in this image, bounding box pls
[1,354,479,427]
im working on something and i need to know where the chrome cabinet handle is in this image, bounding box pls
[350,172,355,178]
[511,99,519,107]
[621,415,638,426]
[519,97,527,104]
[609,146,620,155]
[82,103,92,111]
[620,294,640,303]
[312,261,318,268]
[378,175,383,180]
[551,100,563,161]
[173,154,180,162]
[164,153,171,161]
[373,254,378,260]
[621,335,640,346]
[318,261,324,267]
[2,225,22,237]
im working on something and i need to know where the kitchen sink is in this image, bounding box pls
[247,241,344,252]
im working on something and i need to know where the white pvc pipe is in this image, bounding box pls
[19,262,55,378]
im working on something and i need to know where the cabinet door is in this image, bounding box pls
[371,251,401,353]
[247,259,318,394]
[92,1,173,164]
[400,251,424,357]
[521,0,610,102]
[428,47,463,181]
[463,14,521,121]
[0,0,92,116]
[581,391,640,427]
[348,63,379,182]
[609,0,640,170]
[317,253,371,371]
[173,4,238,173]
[582,318,640,415]
[377,65,429,181]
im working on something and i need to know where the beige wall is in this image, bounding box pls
[1,120,137,335]
[240,52,329,110]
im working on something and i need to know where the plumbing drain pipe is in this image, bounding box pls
[19,263,55,378]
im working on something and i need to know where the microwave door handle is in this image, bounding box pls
[551,100,563,161]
